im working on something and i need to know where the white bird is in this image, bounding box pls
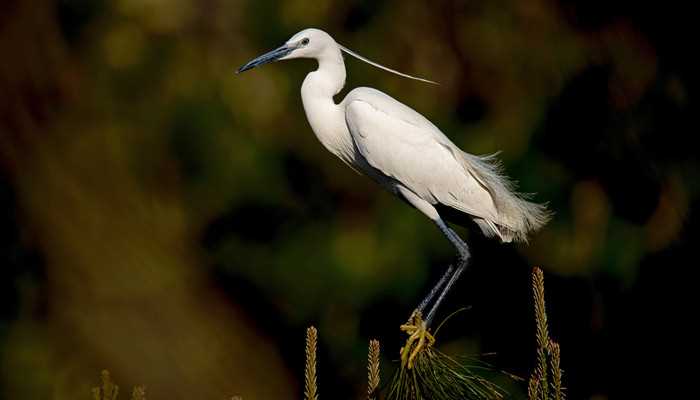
[237,28,550,358]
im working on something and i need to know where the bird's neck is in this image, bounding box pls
[301,48,354,162]
[302,48,346,99]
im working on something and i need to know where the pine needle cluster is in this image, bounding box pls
[386,347,506,400]
[89,266,567,400]
[528,267,565,400]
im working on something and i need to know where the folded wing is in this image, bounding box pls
[343,87,550,242]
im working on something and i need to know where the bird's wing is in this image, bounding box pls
[343,88,500,222]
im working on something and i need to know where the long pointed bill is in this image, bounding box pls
[236,44,293,73]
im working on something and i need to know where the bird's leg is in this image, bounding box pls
[417,264,455,314]
[435,218,470,261]
[399,219,468,368]
[424,219,471,327]
[425,256,468,326]
[391,191,469,367]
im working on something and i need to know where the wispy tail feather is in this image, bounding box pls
[459,152,551,243]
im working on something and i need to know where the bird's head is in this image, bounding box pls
[236,28,437,84]
[236,28,336,73]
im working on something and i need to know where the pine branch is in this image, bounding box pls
[388,347,506,400]
[305,326,319,400]
[528,267,567,400]
[368,339,381,400]
[532,267,549,400]
[548,340,564,400]
[527,376,540,400]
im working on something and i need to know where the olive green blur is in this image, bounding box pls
[1,1,692,399]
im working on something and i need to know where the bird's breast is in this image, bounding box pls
[301,97,358,166]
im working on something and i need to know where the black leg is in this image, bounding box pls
[425,257,468,326]
[423,218,471,327]
[417,264,455,314]
[435,218,470,260]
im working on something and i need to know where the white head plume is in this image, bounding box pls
[338,44,438,85]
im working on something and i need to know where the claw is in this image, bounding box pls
[399,311,435,369]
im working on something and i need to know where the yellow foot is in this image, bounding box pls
[399,311,435,369]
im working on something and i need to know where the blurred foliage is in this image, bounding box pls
[1,0,695,399]
[90,370,145,400]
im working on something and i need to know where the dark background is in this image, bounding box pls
[1,0,694,399]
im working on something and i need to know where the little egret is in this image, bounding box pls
[237,29,550,365]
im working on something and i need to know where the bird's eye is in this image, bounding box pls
[301,38,310,46]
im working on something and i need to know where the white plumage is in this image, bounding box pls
[237,28,550,325]
[343,87,549,243]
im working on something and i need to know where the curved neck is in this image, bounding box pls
[302,46,346,100]
[300,45,355,163]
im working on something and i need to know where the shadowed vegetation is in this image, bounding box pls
[92,371,145,400]
[387,347,507,400]
[528,267,565,400]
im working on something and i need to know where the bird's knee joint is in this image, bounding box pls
[458,248,470,262]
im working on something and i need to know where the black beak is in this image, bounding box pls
[236,44,294,73]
